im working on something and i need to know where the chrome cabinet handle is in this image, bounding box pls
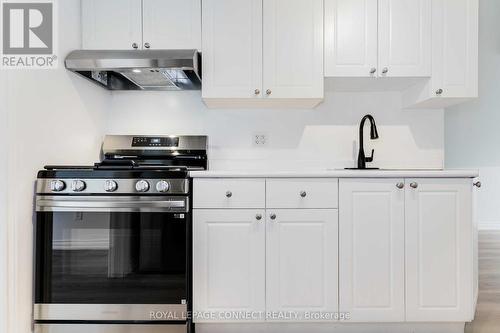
[410,182,418,189]
[436,89,444,96]
[382,67,388,74]
[254,89,260,95]
[396,182,404,189]
[132,42,138,49]
[300,191,307,198]
[474,181,482,188]
[370,68,377,74]
[270,213,277,220]
[256,214,263,221]
[144,42,151,49]
[225,191,233,198]
[266,89,272,96]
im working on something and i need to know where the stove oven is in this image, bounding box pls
[34,135,207,333]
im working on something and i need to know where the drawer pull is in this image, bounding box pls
[225,191,233,198]
[255,214,263,221]
[270,213,277,220]
[300,191,307,198]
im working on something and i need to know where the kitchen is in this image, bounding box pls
[0,0,495,332]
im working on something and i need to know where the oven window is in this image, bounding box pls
[35,212,187,304]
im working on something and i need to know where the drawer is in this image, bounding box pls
[194,178,265,208]
[266,178,338,209]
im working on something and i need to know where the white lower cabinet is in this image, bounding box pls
[339,179,405,322]
[266,209,338,318]
[405,178,474,322]
[193,209,266,321]
[193,177,475,325]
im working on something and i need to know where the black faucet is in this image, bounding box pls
[357,114,379,169]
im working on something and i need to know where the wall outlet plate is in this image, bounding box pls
[253,133,268,146]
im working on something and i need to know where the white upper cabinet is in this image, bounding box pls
[431,0,478,98]
[266,209,338,319]
[202,0,324,108]
[403,0,479,108]
[263,0,324,99]
[193,209,266,321]
[142,0,201,50]
[82,0,201,50]
[405,179,474,322]
[378,0,431,77]
[324,0,378,77]
[201,0,263,100]
[82,0,142,50]
[325,0,431,78]
[339,179,405,322]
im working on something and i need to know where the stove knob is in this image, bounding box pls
[104,180,118,192]
[71,180,86,192]
[156,180,170,193]
[135,180,150,192]
[50,180,66,192]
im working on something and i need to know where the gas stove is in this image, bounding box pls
[34,135,207,333]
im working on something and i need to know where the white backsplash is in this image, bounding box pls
[107,89,444,170]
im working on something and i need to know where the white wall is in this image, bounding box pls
[108,87,445,170]
[445,0,499,228]
[0,71,9,333]
[4,1,109,332]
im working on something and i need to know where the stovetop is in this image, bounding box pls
[38,135,208,180]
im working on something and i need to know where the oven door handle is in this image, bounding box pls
[36,196,189,213]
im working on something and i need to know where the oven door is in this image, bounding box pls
[34,196,190,322]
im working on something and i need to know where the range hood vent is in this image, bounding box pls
[65,49,201,91]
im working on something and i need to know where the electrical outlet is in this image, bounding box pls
[253,133,268,146]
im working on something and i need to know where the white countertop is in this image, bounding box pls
[189,169,479,178]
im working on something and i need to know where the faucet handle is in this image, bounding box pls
[365,149,375,163]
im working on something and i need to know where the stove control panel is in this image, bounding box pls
[37,179,189,195]
[132,136,180,147]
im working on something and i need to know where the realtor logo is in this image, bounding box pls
[1,0,57,69]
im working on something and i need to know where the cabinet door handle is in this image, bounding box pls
[436,89,444,96]
[266,89,272,96]
[255,214,263,221]
[225,191,233,198]
[254,89,260,95]
[396,182,404,189]
[300,191,307,198]
[473,181,482,188]
[144,42,151,49]
[410,182,418,189]
[382,67,389,74]
[132,42,138,49]
[370,68,377,74]
[270,213,277,220]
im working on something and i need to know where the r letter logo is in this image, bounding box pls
[1,0,57,69]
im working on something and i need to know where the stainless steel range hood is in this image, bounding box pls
[65,49,201,91]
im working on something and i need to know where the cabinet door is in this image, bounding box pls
[405,179,474,321]
[193,209,265,322]
[202,0,263,100]
[339,179,405,322]
[142,0,201,50]
[266,209,338,319]
[263,0,324,99]
[378,0,431,77]
[431,0,478,98]
[324,0,378,77]
[82,0,142,50]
